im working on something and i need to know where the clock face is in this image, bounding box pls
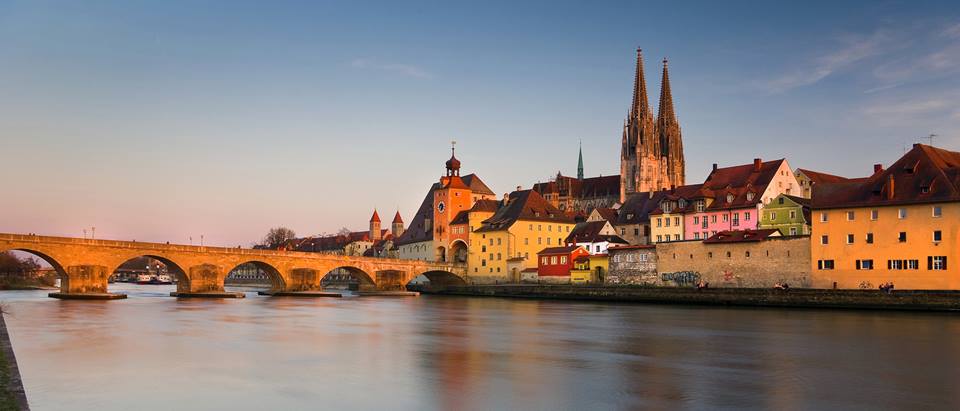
[437,201,445,213]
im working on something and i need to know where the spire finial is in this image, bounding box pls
[451,139,456,156]
[577,139,584,180]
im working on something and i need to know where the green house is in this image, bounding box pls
[759,194,810,236]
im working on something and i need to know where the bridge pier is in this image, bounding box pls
[49,265,127,300]
[169,264,244,298]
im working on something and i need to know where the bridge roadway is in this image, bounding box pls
[0,233,467,299]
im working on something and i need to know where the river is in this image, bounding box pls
[2,283,959,410]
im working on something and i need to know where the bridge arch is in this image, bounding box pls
[225,261,285,292]
[107,254,189,292]
[450,240,468,264]
[1,247,68,279]
[322,265,376,290]
[412,269,468,288]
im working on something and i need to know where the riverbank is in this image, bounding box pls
[412,284,960,311]
[0,311,28,410]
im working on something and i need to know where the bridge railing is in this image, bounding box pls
[0,233,466,269]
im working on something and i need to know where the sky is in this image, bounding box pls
[1,0,959,246]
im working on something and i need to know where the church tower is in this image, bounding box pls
[369,209,382,241]
[577,141,584,180]
[432,142,472,262]
[391,211,404,238]
[620,48,685,201]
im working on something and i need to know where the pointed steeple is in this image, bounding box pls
[392,211,403,224]
[631,48,652,122]
[370,209,381,223]
[577,140,584,180]
[656,57,685,187]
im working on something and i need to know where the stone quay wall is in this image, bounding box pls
[655,236,811,288]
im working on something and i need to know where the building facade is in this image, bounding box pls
[811,144,959,289]
[759,194,810,236]
[536,246,589,283]
[620,48,685,201]
[606,245,658,285]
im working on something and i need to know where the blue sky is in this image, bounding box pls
[2,0,959,245]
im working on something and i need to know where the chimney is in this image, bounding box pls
[887,174,895,200]
[874,164,883,174]
[516,185,522,191]
[712,163,718,171]
[753,158,762,172]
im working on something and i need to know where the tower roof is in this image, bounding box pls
[392,211,403,224]
[631,48,652,120]
[445,143,461,172]
[657,58,676,125]
[577,141,584,180]
[369,209,381,223]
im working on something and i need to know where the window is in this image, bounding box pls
[639,253,648,262]
[856,259,874,270]
[482,259,487,266]
[548,225,552,232]
[482,245,487,252]
[547,238,552,245]
[538,225,542,231]
[820,212,828,222]
[674,217,680,226]
[817,260,835,270]
[702,219,708,229]
[708,252,713,258]
[726,194,735,203]
[524,238,529,245]
[656,235,662,242]
[871,209,878,220]
[769,212,777,220]
[694,232,700,240]
[866,233,874,244]
[745,251,751,258]
[898,232,907,242]
[633,228,639,236]
[888,259,920,270]
[732,213,740,226]
[930,256,948,270]
[560,256,567,264]
[789,210,796,219]
[529,224,533,230]
[538,237,542,245]
[747,192,755,201]
[665,218,671,227]
[595,245,601,253]
[674,234,680,241]
[695,201,705,212]
[489,253,494,260]
[933,206,942,218]
[722,214,729,223]
[726,251,732,258]
[821,235,829,245]
[489,239,494,246]
[711,215,717,223]
[694,216,700,224]
[789,227,797,236]
[846,234,854,244]
[846,211,855,221]
[657,218,662,227]
[934,230,942,242]
[898,208,907,219]
[620,228,626,235]
[497,253,502,260]
[497,238,502,246]
[777,196,784,204]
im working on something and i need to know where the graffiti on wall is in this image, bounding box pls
[660,271,701,286]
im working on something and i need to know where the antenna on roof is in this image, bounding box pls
[927,133,938,146]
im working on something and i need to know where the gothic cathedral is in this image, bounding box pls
[620,48,685,202]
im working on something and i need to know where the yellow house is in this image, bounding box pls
[811,144,959,289]
[648,184,703,243]
[570,254,610,284]
[470,190,576,283]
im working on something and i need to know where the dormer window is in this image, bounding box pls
[694,200,705,212]
[678,199,687,208]
[726,194,735,203]
[746,192,755,202]
[921,186,930,193]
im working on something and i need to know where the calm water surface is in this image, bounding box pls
[2,283,960,410]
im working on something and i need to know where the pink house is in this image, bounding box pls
[684,158,799,240]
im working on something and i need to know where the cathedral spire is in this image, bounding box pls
[656,58,685,187]
[577,140,584,180]
[631,48,652,121]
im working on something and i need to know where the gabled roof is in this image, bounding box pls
[703,229,780,243]
[533,174,620,200]
[697,159,786,210]
[592,207,618,222]
[537,246,583,256]
[369,210,381,223]
[781,194,811,207]
[462,173,495,196]
[394,183,440,246]
[796,168,864,185]
[392,211,403,224]
[813,144,960,209]
[615,191,669,224]
[648,183,704,215]
[471,199,501,212]
[565,221,628,244]
[476,190,574,232]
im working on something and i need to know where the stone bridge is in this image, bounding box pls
[0,233,467,298]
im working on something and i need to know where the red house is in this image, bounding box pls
[536,246,589,283]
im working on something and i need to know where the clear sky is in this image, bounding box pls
[2,0,959,246]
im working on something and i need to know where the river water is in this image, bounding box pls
[2,283,959,410]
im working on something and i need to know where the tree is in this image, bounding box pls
[261,227,297,249]
[336,227,353,236]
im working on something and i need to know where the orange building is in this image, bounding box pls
[811,144,959,289]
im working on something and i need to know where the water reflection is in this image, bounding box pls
[2,285,959,410]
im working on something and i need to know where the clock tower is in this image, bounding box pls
[433,142,473,262]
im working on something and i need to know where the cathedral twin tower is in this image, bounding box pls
[620,48,685,202]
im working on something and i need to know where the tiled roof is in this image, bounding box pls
[283,230,373,252]
[796,168,862,184]
[697,159,785,211]
[369,210,381,223]
[392,211,403,224]
[462,174,495,196]
[533,174,620,199]
[593,207,618,222]
[565,221,628,244]
[648,183,705,215]
[450,210,470,226]
[812,144,960,209]
[703,229,780,243]
[394,183,440,246]
[615,191,669,224]
[475,190,574,232]
[471,199,501,212]
[537,245,582,255]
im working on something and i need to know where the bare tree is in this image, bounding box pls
[336,227,353,236]
[261,227,297,249]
